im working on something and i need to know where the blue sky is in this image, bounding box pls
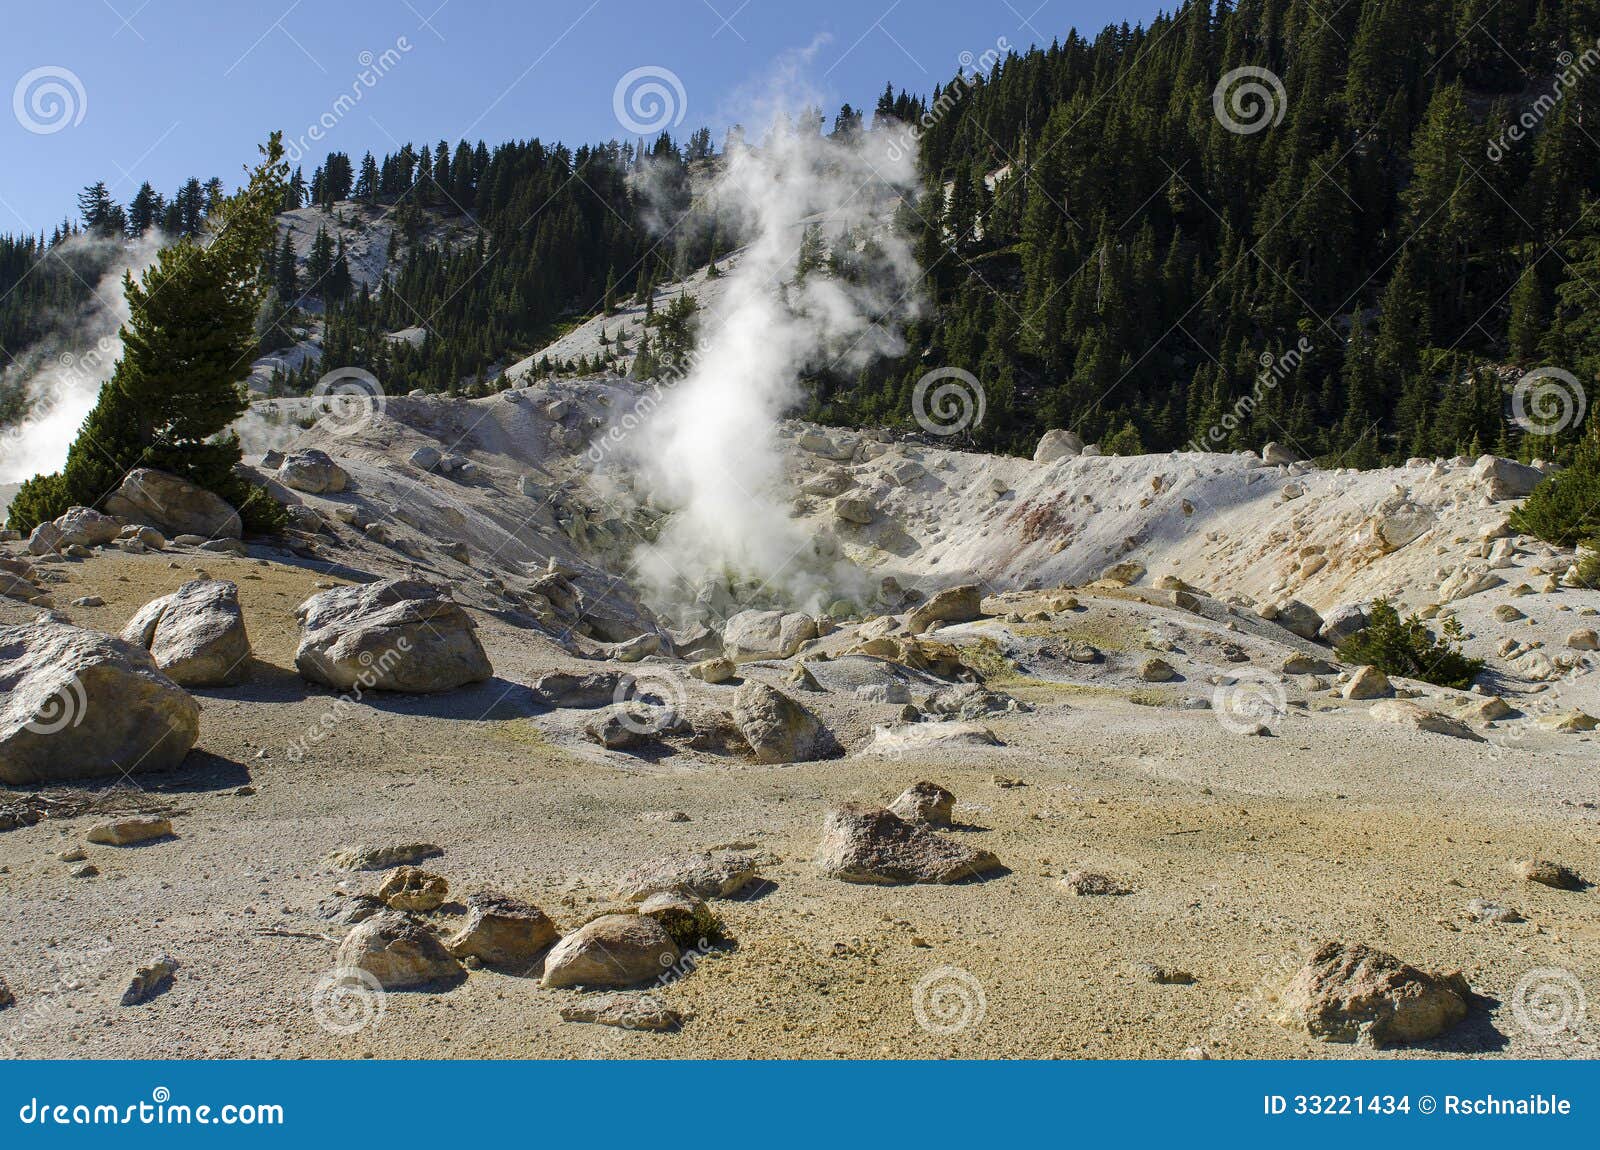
[1,1,1162,235]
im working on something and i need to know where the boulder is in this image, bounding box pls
[26,522,63,556]
[559,992,683,1031]
[1099,560,1146,587]
[277,449,348,494]
[730,681,832,763]
[335,910,463,989]
[1033,429,1084,463]
[1439,565,1503,602]
[444,892,560,967]
[888,781,956,827]
[53,506,120,548]
[922,683,1024,720]
[1261,598,1323,640]
[120,955,179,1006]
[1471,455,1543,501]
[1342,665,1390,701]
[1318,604,1369,646]
[541,914,679,989]
[797,431,855,461]
[1513,859,1582,889]
[688,656,735,684]
[1261,442,1296,466]
[104,469,242,539]
[1368,698,1482,741]
[814,803,1002,885]
[325,842,443,871]
[86,816,173,846]
[1062,870,1132,896]
[1,571,39,602]
[377,866,449,912]
[409,446,442,471]
[863,722,1000,755]
[614,850,761,902]
[0,621,199,785]
[1566,628,1599,651]
[1536,710,1599,733]
[720,607,806,662]
[532,671,622,708]
[833,496,876,525]
[906,584,983,635]
[293,579,492,692]
[1140,657,1177,682]
[1274,941,1470,1046]
[120,580,251,687]
[1368,501,1433,552]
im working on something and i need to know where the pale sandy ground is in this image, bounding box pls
[2,546,1597,1061]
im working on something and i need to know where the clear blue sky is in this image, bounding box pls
[1,0,1161,235]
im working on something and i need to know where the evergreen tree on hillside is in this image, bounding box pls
[7,135,290,533]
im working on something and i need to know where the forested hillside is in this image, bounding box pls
[4,0,1599,468]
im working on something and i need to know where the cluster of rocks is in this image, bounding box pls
[322,847,757,1031]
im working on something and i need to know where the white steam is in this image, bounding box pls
[0,231,164,484]
[621,116,920,616]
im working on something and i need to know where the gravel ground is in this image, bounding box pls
[2,549,1596,1061]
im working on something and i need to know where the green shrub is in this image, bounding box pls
[1335,598,1483,689]
[5,472,69,533]
[1509,439,1600,546]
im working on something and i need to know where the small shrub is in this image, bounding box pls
[1335,598,1483,689]
[4,472,69,533]
[1509,439,1600,546]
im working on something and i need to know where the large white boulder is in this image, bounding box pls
[1470,455,1543,500]
[0,621,199,784]
[121,580,252,687]
[277,449,348,494]
[293,578,492,692]
[104,469,242,539]
[1033,429,1083,463]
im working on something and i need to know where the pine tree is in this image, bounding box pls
[8,135,290,532]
